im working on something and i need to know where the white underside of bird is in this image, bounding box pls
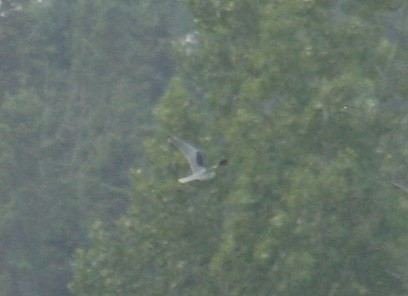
[177,168,216,183]
[169,136,227,183]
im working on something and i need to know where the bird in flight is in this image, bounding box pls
[169,136,227,183]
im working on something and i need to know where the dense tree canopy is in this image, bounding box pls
[0,0,188,295]
[1,0,408,295]
[70,0,408,296]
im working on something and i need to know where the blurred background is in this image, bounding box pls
[0,0,408,295]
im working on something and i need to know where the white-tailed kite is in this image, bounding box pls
[169,136,227,183]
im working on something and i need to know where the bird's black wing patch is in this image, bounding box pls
[196,152,204,167]
[218,159,228,166]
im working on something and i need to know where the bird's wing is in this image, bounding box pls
[170,136,205,173]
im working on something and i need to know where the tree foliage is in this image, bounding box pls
[70,0,408,296]
[0,0,187,295]
[2,0,408,295]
